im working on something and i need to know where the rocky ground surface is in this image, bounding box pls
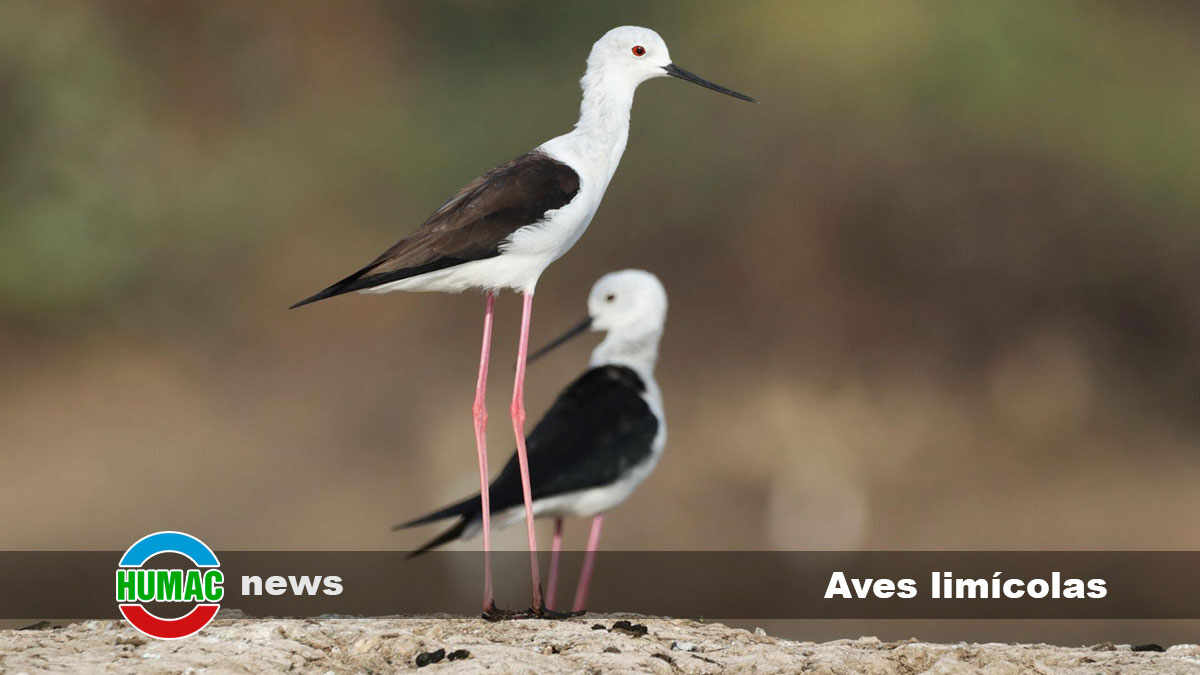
[3,616,1198,673]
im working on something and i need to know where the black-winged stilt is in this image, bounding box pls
[396,270,668,614]
[291,26,749,615]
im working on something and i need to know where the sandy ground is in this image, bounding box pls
[3,616,1198,673]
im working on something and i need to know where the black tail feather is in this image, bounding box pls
[288,265,376,309]
[396,493,483,559]
[406,518,469,559]
[393,494,480,532]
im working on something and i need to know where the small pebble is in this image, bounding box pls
[603,646,620,654]
[415,648,445,667]
[592,624,607,630]
[672,641,697,652]
[1132,643,1165,653]
[447,649,471,661]
[611,620,648,637]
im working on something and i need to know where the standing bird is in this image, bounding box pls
[291,26,751,615]
[396,270,668,615]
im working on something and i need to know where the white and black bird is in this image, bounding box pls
[292,26,750,614]
[396,270,668,614]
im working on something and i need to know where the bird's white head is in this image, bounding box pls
[582,26,755,103]
[587,269,668,337]
[585,269,667,376]
[572,26,755,141]
[585,26,674,89]
[528,269,667,377]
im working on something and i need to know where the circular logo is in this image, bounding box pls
[115,531,223,640]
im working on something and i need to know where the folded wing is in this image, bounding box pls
[291,151,580,308]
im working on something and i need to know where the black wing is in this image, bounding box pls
[291,151,580,308]
[486,365,659,511]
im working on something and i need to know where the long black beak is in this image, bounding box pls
[664,63,756,102]
[528,317,593,364]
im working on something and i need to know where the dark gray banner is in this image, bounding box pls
[3,551,1196,619]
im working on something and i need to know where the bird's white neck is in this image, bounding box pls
[590,330,659,386]
[564,69,637,181]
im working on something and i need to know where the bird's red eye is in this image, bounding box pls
[632,45,646,57]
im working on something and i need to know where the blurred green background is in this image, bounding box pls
[2,0,1199,641]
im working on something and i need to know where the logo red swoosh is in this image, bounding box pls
[118,604,220,640]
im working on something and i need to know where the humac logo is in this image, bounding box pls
[115,531,223,639]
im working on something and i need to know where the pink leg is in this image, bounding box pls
[545,518,564,610]
[571,515,604,612]
[510,290,543,609]
[473,292,496,612]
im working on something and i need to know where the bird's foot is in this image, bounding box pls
[534,604,585,620]
[482,602,537,622]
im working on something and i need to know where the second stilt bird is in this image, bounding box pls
[291,26,752,615]
[397,270,669,614]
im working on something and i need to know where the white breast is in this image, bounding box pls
[498,140,612,270]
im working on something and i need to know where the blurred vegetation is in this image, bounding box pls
[2,1,1199,561]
